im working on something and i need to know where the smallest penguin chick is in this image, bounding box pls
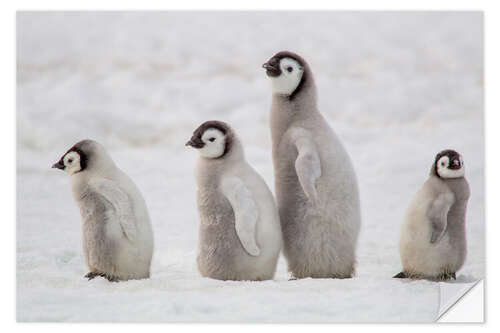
[395,149,470,281]
[52,140,154,282]
[186,121,282,281]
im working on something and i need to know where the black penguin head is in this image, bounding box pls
[262,51,308,99]
[434,149,465,179]
[186,120,234,159]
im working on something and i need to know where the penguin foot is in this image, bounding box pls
[85,272,119,282]
[393,272,407,278]
[84,272,102,280]
[436,272,456,281]
[104,274,120,282]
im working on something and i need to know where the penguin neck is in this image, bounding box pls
[442,177,470,202]
[88,155,118,178]
[196,140,245,182]
[270,75,319,144]
[429,168,470,202]
[71,156,118,187]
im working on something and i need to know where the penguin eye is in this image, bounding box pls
[208,138,216,142]
[287,66,293,73]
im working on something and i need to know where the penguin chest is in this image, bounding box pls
[273,138,298,177]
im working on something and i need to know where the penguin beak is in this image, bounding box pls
[185,139,204,149]
[262,62,281,77]
[52,161,65,170]
[449,159,461,170]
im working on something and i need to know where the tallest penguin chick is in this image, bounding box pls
[263,51,361,278]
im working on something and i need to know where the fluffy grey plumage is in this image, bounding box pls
[53,140,154,281]
[263,51,361,278]
[397,150,470,280]
[187,121,282,281]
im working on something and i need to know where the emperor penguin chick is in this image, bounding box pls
[395,150,470,281]
[263,51,361,279]
[52,140,154,282]
[186,121,282,281]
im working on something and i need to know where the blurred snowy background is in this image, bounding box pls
[16,11,484,322]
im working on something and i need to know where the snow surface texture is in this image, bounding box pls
[16,11,484,322]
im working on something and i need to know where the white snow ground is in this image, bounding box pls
[16,12,484,322]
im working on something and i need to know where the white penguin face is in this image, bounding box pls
[436,155,465,179]
[52,150,83,175]
[197,128,226,159]
[62,151,82,175]
[267,57,304,96]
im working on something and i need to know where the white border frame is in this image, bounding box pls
[4,1,496,331]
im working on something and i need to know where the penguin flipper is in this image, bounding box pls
[427,191,455,243]
[293,134,321,205]
[393,272,407,278]
[221,176,260,256]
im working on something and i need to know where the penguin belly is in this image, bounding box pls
[196,191,278,281]
[400,209,461,278]
[276,145,359,279]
